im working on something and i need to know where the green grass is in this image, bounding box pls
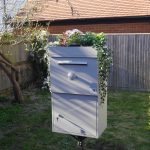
[97,91,150,150]
[0,89,150,150]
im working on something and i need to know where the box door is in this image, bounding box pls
[52,93,98,138]
[50,57,98,96]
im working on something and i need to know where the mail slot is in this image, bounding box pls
[50,46,107,138]
[57,60,88,65]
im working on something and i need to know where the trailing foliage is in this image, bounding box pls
[27,29,49,88]
[94,33,112,104]
[55,30,112,104]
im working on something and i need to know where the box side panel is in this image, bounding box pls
[97,92,107,137]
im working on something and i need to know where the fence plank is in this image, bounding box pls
[106,34,150,91]
[0,42,33,94]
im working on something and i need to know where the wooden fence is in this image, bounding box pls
[107,34,150,91]
[0,34,150,93]
[0,42,33,94]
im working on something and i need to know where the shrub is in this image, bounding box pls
[27,29,49,88]
[0,32,15,44]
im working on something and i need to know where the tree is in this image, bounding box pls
[0,52,24,103]
[0,0,45,103]
[0,0,75,103]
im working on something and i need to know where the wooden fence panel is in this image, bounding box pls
[0,42,33,93]
[107,34,150,91]
[1,34,150,92]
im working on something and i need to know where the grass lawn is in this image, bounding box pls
[0,89,150,150]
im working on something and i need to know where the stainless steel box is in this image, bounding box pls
[50,46,107,138]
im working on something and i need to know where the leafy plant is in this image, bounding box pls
[80,32,96,46]
[0,32,15,44]
[94,33,112,103]
[67,32,96,46]
[59,29,83,46]
[67,32,82,46]
[27,29,49,88]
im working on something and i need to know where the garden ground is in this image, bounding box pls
[0,89,150,150]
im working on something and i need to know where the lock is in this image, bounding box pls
[68,72,77,80]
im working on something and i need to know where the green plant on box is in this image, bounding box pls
[67,32,82,46]
[94,33,112,103]
[67,32,96,46]
[80,32,96,46]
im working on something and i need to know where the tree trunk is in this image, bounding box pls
[0,61,24,103]
[11,69,24,103]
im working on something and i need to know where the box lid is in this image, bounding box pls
[49,46,97,58]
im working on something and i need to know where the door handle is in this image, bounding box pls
[68,72,77,80]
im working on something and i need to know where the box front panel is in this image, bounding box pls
[50,57,98,96]
[52,93,98,138]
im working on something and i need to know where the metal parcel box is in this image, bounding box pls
[50,46,107,138]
